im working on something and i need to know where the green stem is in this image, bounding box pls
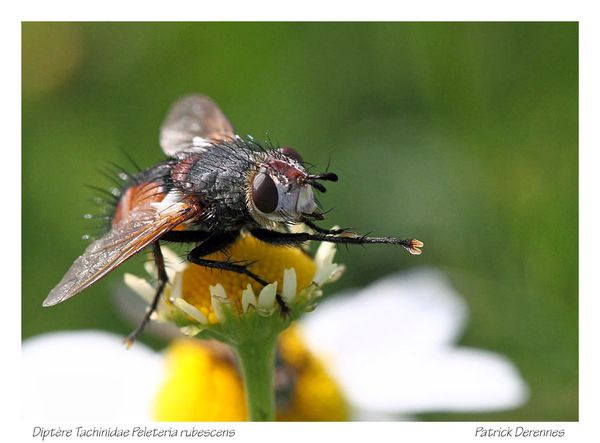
[233,333,278,421]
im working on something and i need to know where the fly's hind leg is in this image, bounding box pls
[124,240,168,347]
[187,232,291,317]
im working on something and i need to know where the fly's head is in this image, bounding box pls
[247,146,337,228]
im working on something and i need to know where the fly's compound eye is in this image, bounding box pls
[279,146,303,164]
[252,172,279,213]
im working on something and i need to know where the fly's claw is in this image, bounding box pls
[123,335,136,349]
[406,239,424,255]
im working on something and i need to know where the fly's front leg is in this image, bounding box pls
[124,240,168,347]
[302,220,351,235]
[187,232,290,316]
[250,228,423,255]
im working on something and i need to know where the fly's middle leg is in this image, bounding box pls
[187,232,291,317]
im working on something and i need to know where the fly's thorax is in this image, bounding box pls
[172,147,257,229]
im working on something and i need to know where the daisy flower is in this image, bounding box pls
[22,268,527,421]
[122,231,344,420]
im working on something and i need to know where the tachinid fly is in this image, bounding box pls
[44,94,423,344]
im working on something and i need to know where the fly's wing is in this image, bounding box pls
[43,201,201,307]
[159,94,235,156]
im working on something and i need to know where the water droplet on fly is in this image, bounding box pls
[118,172,128,181]
[83,213,93,219]
[82,234,91,240]
[111,187,121,197]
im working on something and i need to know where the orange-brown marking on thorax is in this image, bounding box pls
[112,182,166,226]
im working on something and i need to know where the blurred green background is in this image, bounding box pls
[22,22,577,421]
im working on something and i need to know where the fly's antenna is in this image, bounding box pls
[305,172,338,192]
[308,172,338,182]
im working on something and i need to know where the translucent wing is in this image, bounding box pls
[159,94,235,156]
[43,201,201,307]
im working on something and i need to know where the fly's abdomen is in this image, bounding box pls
[111,162,174,226]
[112,181,167,226]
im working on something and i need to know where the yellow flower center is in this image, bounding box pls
[154,340,246,421]
[180,233,316,322]
[277,327,349,421]
[153,327,348,421]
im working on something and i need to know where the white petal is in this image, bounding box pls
[209,284,228,321]
[301,268,467,355]
[160,246,187,278]
[241,284,257,313]
[144,260,156,277]
[282,268,297,303]
[124,273,155,304]
[170,273,183,300]
[299,268,528,414]
[335,347,528,414]
[21,331,163,421]
[141,227,186,283]
[313,241,342,285]
[328,263,346,283]
[179,325,203,337]
[173,298,208,324]
[257,282,277,309]
[313,263,345,286]
[314,241,336,268]
[312,266,330,286]
[144,246,184,282]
